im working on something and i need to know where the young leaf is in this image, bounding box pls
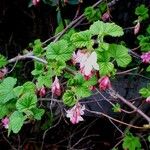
[37,74,52,88]
[9,111,25,134]
[46,40,74,61]
[139,87,150,98]
[109,44,132,67]
[63,90,77,107]
[33,39,43,55]
[16,93,37,112]
[122,132,141,150]
[0,54,8,68]
[0,77,17,104]
[71,30,94,49]
[90,21,124,37]
[135,4,149,21]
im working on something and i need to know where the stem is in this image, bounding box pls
[108,88,150,124]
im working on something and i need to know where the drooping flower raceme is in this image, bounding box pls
[98,76,111,91]
[66,103,85,124]
[141,52,150,63]
[52,76,61,96]
[2,117,9,129]
[72,51,99,78]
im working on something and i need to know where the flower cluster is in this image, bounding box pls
[72,50,99,79]
[66,103,85,124]
[141,52,150,63]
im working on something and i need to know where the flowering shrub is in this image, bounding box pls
[0,0,150,149]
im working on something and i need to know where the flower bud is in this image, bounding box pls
[2,117,9,129]
[98,76,111,91]
[39,86,46,97]
[134,22,140,35]
[52,76,61,96]
[146,97,150,103]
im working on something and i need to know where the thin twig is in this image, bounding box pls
[109,88,150,123]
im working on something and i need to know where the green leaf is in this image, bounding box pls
[84,7,101,22]
[99,62,114,76]
[146,65,150,72]
[90,21,124,37]
[51,60,66,76]
[16,93,37,112]
[138,35,150,51]
[112,103,121,112]
[75,86,91,98]
[0,102,16,119]
[37,74,52,88]
[9,111,25,134]
[13,86,24,97]
[97,50,111,62]
[23,82,36,94]
[31,62,44,76]
[139,87,150,98]
[135,4,149,21]
[109,44,132,67]
[33,39,43,55]
[63,90,77,107]
[46,40,74,61]
[0,54,8,68]
[0,77,17,104]
[122,132,141,150]
[71,30,94,49]
[31,108,45,120]
[83,76,97,87]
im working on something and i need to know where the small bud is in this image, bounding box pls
[39,86,46,97]
[52,76,61,96]
[0,67,8,80]
[98,76,111,91]
[32,0,40,6]
[146,97,150,103]
[101,12,110,22]
[2,117,9,129]
[134,22,140,35]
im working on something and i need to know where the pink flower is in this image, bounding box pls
[2,117,9,129]
[98,76,111,91]
[39,86,46,97]
[80,52,99,77]
[52,76,61,96]
[146,97,150,103]
[134,22,140,35]
[66,103,85,124]
[72,50,89,65]
[141,52,150,63]
[101,12,110,21]
[32,0,40,6]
